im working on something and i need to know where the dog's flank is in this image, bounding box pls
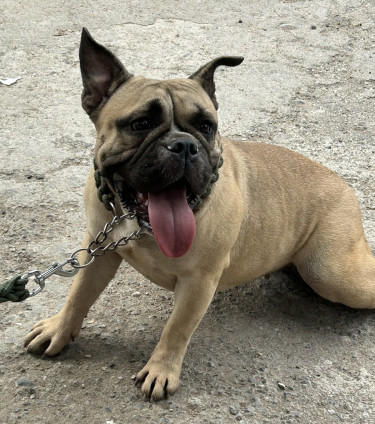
[25,28,375,401]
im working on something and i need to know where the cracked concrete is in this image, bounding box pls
[1,1,375,423]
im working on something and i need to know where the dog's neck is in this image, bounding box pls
[93,155,224,214]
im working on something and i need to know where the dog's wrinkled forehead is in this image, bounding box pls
[97,76,217,127]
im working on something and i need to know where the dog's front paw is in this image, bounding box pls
[24,313,81,357]
[133,353,182,401]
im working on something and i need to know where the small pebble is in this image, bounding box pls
[277,382,286,390]
[229,406,238,415]
[17,377,33,388]
[251,397,261,406]
[244,405,255,415]
[132,291,141,298]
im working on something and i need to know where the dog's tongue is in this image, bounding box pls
[148,186,196,258]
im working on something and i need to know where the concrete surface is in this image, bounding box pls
[1,0,374,423]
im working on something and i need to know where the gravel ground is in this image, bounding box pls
[1,1,375,423]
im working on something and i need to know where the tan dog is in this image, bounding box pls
[25,28,375,401]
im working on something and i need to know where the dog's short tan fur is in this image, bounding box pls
[25,29,375,401]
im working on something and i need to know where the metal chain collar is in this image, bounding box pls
[22,203,145,297]
[93,153,224,213]
[69,205,145,269]
[94,160,115,211]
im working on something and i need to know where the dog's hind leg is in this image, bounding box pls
[293,188,375,309]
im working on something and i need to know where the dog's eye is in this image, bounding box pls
[131,118,153,132]
[200,121,213,135]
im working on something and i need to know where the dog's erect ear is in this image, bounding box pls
[189,56,244,109]
[79,28,133,119]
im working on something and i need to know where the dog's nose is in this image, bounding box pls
[167,139,198,160]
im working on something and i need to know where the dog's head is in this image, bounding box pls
[79,28,243,257]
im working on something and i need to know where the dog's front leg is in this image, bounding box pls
[24,233,122,356]
[135,270,221,401]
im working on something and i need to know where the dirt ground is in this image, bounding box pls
[1,1,375,423]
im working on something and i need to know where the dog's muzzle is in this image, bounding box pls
[96,140,223,259]
[167,139,198,160]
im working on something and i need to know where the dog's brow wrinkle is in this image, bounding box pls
[190,104,215,123]
[167,90,180,132]
[115,99,164,129]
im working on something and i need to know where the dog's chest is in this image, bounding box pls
[116,235,179,292]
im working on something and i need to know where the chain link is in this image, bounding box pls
[69,204,146,269]
[19,202,146,297]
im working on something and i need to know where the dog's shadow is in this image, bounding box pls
[195,265,375,359]
[210,266,372,323]
[45,267,375,402]
[57,267,373,359]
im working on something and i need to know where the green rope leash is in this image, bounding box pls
[0,276,29,303]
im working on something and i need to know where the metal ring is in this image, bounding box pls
[109,202,117,217]
[70,248,96,269]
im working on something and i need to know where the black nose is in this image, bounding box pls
[167,139,198,160]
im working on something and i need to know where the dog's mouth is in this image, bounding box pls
[113,176,198,258]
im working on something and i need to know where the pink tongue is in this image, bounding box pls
[148,187,196,258]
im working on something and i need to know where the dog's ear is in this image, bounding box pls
[189,56,244,109]
[79,28,133,119]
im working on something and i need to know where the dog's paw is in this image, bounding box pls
[24,313,79,357]
[133,355,181,401]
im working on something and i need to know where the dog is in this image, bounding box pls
[25,28,375,401]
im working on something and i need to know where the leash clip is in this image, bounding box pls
[21,259,79,297]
